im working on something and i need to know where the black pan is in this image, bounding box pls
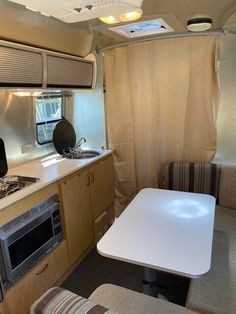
[53,119,76,155]
[0,138,8,177]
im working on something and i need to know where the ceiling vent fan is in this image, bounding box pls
[8,0,143,23]
[109,18,174,38]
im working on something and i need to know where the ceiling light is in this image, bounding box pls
[187,17,212,32]
[12,91,31,97]
[100,15,119,24]
[100,8,142,24]
[120,9,143,22]
[11,90,42,97]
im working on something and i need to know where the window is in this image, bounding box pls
[35,95,63,145]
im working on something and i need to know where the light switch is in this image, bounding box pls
[21,143,32,154]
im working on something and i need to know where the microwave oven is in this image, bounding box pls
[0,194,62,289]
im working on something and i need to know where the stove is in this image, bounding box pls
[0,175,39,199]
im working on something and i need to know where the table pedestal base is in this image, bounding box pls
[142,268,159,297]
[142,267,190,306]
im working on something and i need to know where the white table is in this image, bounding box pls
[97,188,216,302]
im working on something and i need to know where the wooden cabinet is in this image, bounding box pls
[0,301,9,314]
[1,154,114,314]
[60,169,94,265]
[60,155,115,263]
[5,240,69,314]
[89,156,115,243]
[89,156,114,220]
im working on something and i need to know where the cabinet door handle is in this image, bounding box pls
[36,263,48,276]
[90,172,95,183]
[86,173,90,186]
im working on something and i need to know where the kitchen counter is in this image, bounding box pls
[1,149,112,210]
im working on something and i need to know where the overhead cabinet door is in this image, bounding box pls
[47,55,93,88]
[0,45,43,87]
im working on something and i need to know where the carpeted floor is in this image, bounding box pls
[61,249,144,298]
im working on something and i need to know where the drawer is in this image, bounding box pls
[5,240,69,314]
[94,211,108,243]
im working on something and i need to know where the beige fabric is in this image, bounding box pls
[89,284,197,314]
[215,205,236,235]
[105,36,222,215]
[219,165,236,209]
[187,231,236,314]
[187,205,236,313]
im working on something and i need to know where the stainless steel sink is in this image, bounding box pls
[63,149,101,159]
[76,150,101,159]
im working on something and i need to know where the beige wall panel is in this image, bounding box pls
[0,0,93,57]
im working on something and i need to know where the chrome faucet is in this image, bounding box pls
[76,137,86,149]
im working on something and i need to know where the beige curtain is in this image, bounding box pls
[104,36,222,216]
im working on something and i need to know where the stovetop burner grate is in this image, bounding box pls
[0,176,25,196]
[0,175,39,199]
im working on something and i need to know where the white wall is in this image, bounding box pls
[214,34,236,164]
[72,54,106,150]
[0,91,55,168]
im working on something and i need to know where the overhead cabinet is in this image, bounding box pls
[0,40,95,89]
[0,45,43,87]
[47,55,93,88]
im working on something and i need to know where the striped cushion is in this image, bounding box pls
[30,287,116,314]
[163,162,221,198]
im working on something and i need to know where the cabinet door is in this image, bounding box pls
[90,156,114,219]
[0,301,9,314]
[60,170,93,265]
[5,240,69,314]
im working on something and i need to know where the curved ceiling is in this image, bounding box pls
[1,0,236,54]
[92,0,236,49]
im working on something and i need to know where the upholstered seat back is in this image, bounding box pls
[219,165,236,209]
[163,162,221,199]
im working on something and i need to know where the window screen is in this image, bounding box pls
[35,95,63,145]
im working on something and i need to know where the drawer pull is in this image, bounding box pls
[86,174,90,186]
[36,263,48,276]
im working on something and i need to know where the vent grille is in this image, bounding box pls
[109,18,174,38]
[0,46,43,86]
[47,55,93,88]
[8,0,143,23]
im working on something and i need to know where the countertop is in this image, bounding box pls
[0,149,112,210]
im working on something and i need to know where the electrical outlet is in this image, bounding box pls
[21,143,32,154]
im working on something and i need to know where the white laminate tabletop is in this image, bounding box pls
[97,188,216,278]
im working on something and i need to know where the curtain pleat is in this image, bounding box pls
[105,36,222,216]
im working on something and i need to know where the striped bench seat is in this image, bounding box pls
[31,285,199,314]
[163,162,221,198]
[30,287,116,314]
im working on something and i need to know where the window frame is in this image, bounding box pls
[35,94,65,145]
